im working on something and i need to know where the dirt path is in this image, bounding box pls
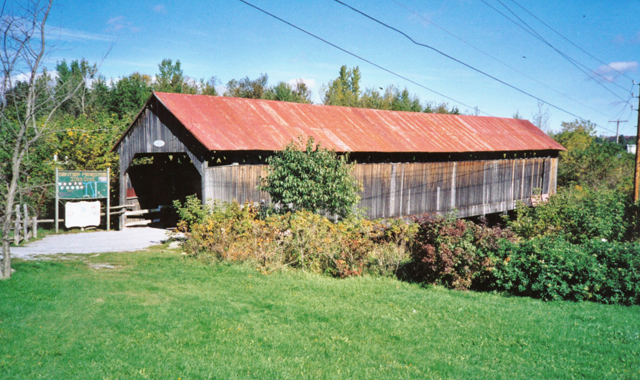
[11,227,170,260]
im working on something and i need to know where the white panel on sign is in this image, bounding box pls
[153,140,165,147]
[65,201,101,228]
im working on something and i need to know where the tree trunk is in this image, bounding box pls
[1,149,22,281]
[14,205,20,246]
[1,240,10,280]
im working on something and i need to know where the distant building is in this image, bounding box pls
[113,92,566,228]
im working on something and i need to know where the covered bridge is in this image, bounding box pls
[113,92,565,228]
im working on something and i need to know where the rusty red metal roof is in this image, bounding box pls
[149,92,565,153]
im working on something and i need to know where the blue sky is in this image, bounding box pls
[44,0,639,135]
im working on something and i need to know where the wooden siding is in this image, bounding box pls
[117,99,210,228]
[205,164,272,204]
[203,157,558,219]
[117,99,209,176]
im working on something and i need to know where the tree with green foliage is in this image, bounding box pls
[322,65,460,114]
[264,80,312,103]
[424,101,460,114]
[552,119,596,152]
[55,59,97,117]
[549,119,632,191]
[48,112,127,172]
[322,65,362,107]
[259,137,361,218]
[90,76,112,113]
[109,72,153,118]
[360,85,422,112]
[557,139,633,191]
[224,74,269,99]
[155,59,186,93]
[199,76,218,96]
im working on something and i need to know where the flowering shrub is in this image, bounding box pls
[410,213,514,290]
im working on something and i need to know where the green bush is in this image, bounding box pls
[173,195,213,230]
[492,237,640,305]
[259,137,361,219]
[506,187,632,243]
[410,214,514,290]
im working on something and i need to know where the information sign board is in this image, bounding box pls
[55,168,110,232]
[57,170,108,199]
[65,201,101,228]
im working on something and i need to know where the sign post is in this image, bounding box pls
[55,169,110,231]
[107,168,110,231]
[55,168,59,233]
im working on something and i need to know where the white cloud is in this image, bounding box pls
[611,32,640,46]
[593,61,638,82]
[106,16,139,33]
[47,27,113,42]
[612,34,625,45]
[107,16,125,31]
[153,4,167,13]
[8,70,58,86]
[287,77,317,90]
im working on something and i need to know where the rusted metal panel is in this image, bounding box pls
[131,92,566,154]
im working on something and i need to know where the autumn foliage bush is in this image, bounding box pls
[410,213,515,290]
[174,198,415,278]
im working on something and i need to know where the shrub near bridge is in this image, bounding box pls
[506,187,632,244]
[259,136,361,219]
[492,237,640,305]
[410,213,514,290]
[174,198,414,278]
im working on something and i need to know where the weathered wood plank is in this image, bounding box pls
[202,158,558,219]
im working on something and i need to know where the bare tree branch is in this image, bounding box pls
[0,0,80,280]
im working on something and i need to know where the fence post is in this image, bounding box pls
[14,205,21,245]
[32,216,38,239]
[23,204,29,243]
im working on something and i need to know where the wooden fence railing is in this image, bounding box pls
[8,203,143,244]
[11,204,38,245]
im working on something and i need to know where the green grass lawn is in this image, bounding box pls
[1,247,639,379]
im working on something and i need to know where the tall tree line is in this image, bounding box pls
[321,65,460,114]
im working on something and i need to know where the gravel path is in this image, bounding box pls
[11,227,170,260]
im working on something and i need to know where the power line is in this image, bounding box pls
[494,0,631,97]
[509,0,636,82]
[390,0,613,119]
[611,83,635,121]
[237,0,484,114]
[333,0,618,134]
[482,0,629,101]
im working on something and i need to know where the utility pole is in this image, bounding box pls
[633,81,640,202]
[609,119,628,144]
